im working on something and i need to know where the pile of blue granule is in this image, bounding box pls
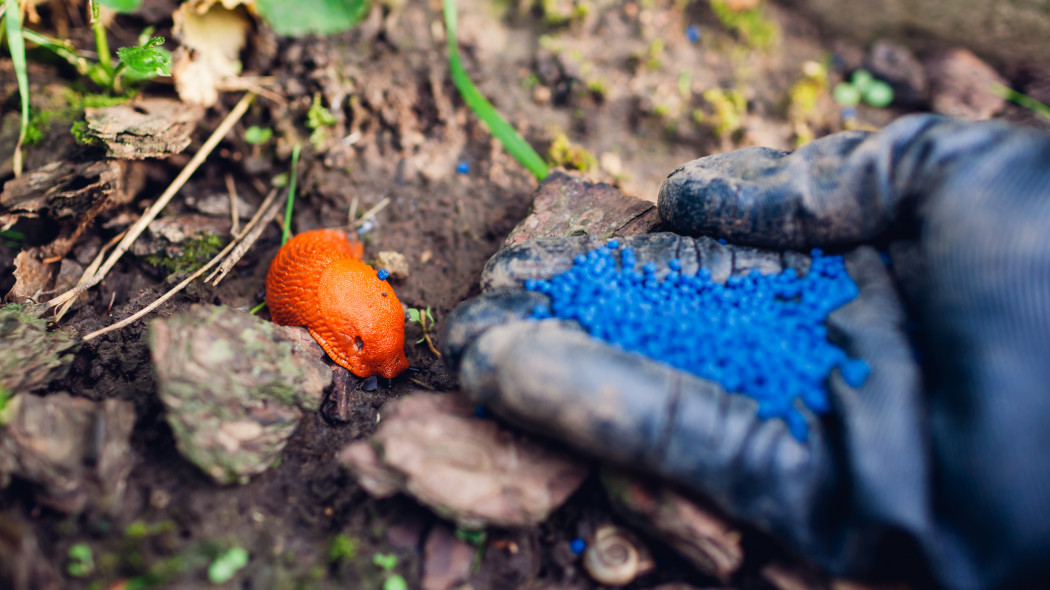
[524,240,870,442]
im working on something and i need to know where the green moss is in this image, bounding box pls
[144,233,224,275]
[306,93,337,149]
[645,39,665,71]
[328,535,359,562]
[547,133,597,172]
[539,0,590,26]
[710,0,777,50]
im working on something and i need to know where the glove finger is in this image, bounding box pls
[440,288,550,373]
[658,114,949,249]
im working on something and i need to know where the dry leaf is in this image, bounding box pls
[172,0,253,106]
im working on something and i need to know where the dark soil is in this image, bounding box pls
[1,0,1046,588]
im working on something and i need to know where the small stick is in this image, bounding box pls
[225,173,240,237]
[420,312,442,358]
[353,197,391,229]
[206,188,282,285]
[47,92,256,321]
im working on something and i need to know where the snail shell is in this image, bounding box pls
[583,524,655,586]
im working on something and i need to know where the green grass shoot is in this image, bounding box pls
[4,0,30,176]
[282,143,302,245]
[442,0,548,181]
[993,83,1050,120]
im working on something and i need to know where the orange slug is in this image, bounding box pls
[265,229,409,379]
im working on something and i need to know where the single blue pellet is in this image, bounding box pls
[474,405,489,419]
[686,25,701,43]
[377,269,390,280]
[607,239,620,249]
[456,160,470,174]
[840,358,871,388]
[842,107,858,120]
[717,238,727,245]
[569,538,586,555]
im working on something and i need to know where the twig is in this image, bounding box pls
[206,188,282,285]
[225,173,240,237]
[47,92,256,321]
[353,197,391,229]
[420,312,442,358]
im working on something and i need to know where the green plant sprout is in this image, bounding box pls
[992,83,1050,120]
[455,528,487,572]
[306,93,337,149]
[833,69,893,108]
[443,0,549,180]
[67,543,96,577]
[694,87,747,140]
[710,0,777,50]
[245,125,274,145]
[407,306,441,358]
[547,133,597,172]
[207,547,249,584]
[372,553,408,590]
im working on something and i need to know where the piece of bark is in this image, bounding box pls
[504,172,660,247]
[84,97,204,159]
[339,393,589,529]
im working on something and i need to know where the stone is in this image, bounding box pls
[865,40,928,106]
[924,48,1007,120]
[149,304,332,484]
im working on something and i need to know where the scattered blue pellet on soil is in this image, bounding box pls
[377,268,390,281]
[525,243,869,441]
[841,106,858,120]
[474,405,490,419]
[686,25,701,43]
[569,538,586,555]
[456,160,471,174]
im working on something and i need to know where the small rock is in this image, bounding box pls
[865,40,928,106]
[0,393,135,514]
[374,251,410,280]
[0,304,78,394]
[339,393,588,528]
[503,172,660,248]
[150,304,332,484]
[422,524,477,590]
[603,471,743,582]
[924,48,1006,120]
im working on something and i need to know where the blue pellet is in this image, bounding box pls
[842,107,858,120]
[475,405,489,419]
[377,269,390,281]
[569,538,586,555]
[525,243,868,441]
[456,160,471,174]
[686,25,701,43]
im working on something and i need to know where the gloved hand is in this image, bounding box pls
[441,114,1050,590]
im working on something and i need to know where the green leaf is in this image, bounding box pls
[407,308,421,323]
[992,83,1050,120]
[208,547,249,584]
[67,543,95,577]
[245,126,273,145]
[850,69,874,92]
[862,80,894,108]
[831,82,861,107]
[383,574,408,590]
[372,552,398,572]
[5,0,29,176]
[256,0,370,36]
[425,306,435,324]
[117,37,172,80]
[443,0,549,180]
[98,0,143,12]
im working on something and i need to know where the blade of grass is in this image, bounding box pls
[4,0,29,176]
[992,83,1050,120]
[442,0,548,181]
[282,143,301,245]
[21,29,94,75]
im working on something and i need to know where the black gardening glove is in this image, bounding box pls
[442,115,1050,590]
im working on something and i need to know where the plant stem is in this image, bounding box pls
[282,144,301,245]
[4,0,28,176]
[88,0,114,83]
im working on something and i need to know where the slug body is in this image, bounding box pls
[266,229,409,379]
